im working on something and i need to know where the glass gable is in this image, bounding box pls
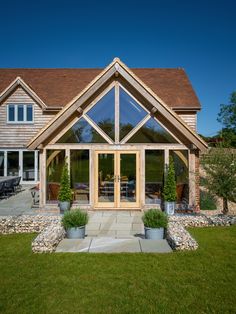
[127,117,178,143]
[86,88,115,141]
[119,88,147,140]
[57,118,107,143]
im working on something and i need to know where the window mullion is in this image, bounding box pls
[115,83,119,144]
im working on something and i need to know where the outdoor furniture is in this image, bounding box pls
[31,185,39,206]
[47,182,60,201]
[0,181,6,199]
[0,176,22,199]
[13,176,22,193]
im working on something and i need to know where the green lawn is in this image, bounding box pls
[0,227,236,314]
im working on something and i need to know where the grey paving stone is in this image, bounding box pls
[89,238,141,253]
[139,239,172,253]
[55,238,92,253]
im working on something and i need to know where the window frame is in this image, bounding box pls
[7,104,34,124]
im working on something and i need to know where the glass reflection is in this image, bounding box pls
[128,117,178,143]
[98,154,114,203]
[7,151,19,176]
[71,150,90,204]
[120,154,136,203]
[170,150,189,204]
[145,150,164,204]
[119,88,147,140]
[87,88,115,140]
[23,151,35,181]
[0,152,4,176]
[46,150,65,202]
[57,118,107,143]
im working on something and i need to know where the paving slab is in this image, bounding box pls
[86,223,101,231]
[89,237,141,253]
[56,238,92,253]
[100,222,133,231]
[131,223,144,232]
[139,239,172,253]
[116,216,142,223]
[116,230,141,238]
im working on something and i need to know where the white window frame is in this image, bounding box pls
[0,149,39,184]
[7,104,34,124]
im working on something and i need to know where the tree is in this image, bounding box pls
[58,159,72,202]
[163,156,177,202]
[217,91,236,147]
[201,148,236,214]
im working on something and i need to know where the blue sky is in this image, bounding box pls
[0,0,235,136]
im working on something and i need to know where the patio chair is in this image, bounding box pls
[0,181,6,199]
[13,176,22,193]
[4,179,15,197]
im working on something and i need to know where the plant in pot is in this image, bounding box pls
[163,156,177,215]
[142,209,168,239]
[62,208,89,239]
[58,160,72,213]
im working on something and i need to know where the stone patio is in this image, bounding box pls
[86,211,144,237]
[56,211,172,253]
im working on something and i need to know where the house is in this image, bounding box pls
[0,58,207,211]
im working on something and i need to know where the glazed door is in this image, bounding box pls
[94,151,140,209]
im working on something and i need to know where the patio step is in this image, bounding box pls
[56,237,172,253]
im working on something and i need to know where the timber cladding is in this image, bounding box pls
[0,87,53,148]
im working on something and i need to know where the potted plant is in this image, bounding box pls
[163,156,177,215]
[142,209,168,239]
[62,209,89,239]
[58,159,72,213]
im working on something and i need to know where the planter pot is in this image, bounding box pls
[59,201,70,213]
[164,201,175,215]
[66,226,86,239]
[144,227,164,239]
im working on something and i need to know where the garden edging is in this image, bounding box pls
[0,214,235,253]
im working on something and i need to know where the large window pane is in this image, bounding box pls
[70,150,89,204]
[0,152,4,176]
[18,105,24,121]
[120,88,147,140]
[86,88,115,140]
[57,118,107,143]
[120,153,136,203]
[8,105,15,121]
[145,150,164,204]
[23,151,35,181]
[98,153,115,203]
[26,105,33,121]
[170,150,189,204]
[7,151,19,176]
[128,117,178,143]
[46,150,65,202]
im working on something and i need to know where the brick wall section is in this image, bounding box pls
[195,150,200,206]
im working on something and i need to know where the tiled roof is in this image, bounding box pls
[0,68,200,109]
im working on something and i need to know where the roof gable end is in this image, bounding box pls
[27,58,207,151]
[0,76,47,109]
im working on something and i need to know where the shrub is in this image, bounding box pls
[58,160,72,202]
[62,209,89,229]
[142,209,168,228]
[200,190,217,210]
[163,156,177,202]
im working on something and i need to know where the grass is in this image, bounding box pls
[0,227,236,314]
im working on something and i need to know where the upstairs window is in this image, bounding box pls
[7,104,33,123]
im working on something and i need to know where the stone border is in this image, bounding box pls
[0,214,235,253]
[0,215,65,253]
[166,214,236,251]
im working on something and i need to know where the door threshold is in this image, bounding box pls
[93,208,142,211]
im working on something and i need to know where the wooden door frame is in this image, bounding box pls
[94,150,140,209]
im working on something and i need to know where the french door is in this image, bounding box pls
[94,151,140,209]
